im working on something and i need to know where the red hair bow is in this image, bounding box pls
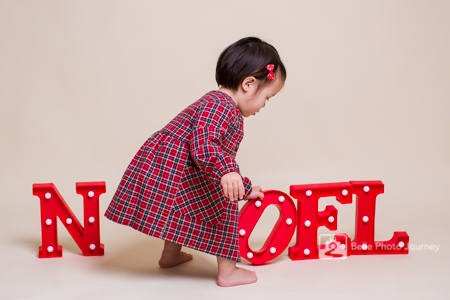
[266,64,275,79]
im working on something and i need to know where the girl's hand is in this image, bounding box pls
[220,172,245,201]
[244,186,264,200]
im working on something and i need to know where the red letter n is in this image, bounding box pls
[32,182,106,258]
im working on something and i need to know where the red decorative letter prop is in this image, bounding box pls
[33,182,106,258]
[350,181,409,254]
[238,190,297,264]
[288,182,353,260]
[239,181,409,264]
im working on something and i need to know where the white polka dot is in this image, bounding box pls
[45,193,51,199]
[303,248,310,255]
[66,218,73,225]
[45,219,52,226]
[286,218,293,225]
[361,244,368,251]
[398,241,405,248]
[89,216,95,223]
[340,243,346,250]
[47,246,54,253]
[305,190,312,197]
[89,244,96,250]
[239,229,246,236]
[278,195,285,203]
[255,200,262,208]
[342,189,348,196]
[328,216,334,223]
[304,220,311,227]
[88,191,94,198]
[362,216,369,223]
[270,247,276,254]
[247,252,254,259]
[363,186,370,193]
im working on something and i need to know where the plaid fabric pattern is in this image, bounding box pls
[105,90,252,261]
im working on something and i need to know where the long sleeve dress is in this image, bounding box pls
[105,90,252,261]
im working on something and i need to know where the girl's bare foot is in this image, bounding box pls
[159,251,193,268]
[217,266,257,287]
[158,240,193,268]
[217,257,257,287]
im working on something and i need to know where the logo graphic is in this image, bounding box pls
[318,234,349,259]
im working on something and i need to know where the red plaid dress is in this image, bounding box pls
[105,90,252,261]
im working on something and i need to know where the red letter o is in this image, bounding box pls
[238,190,297,264]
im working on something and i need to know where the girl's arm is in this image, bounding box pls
[190,101,252,199]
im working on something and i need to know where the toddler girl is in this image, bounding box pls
[105,37,286,287]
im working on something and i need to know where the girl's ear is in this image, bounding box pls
[241,77,256,92]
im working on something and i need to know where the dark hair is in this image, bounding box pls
[216,37,287,91]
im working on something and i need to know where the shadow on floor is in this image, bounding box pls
[96,237,218,283]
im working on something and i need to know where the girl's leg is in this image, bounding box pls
[216,256,257,287]
[159,240,193,268]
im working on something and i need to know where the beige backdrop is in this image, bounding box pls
[1,0,449,299]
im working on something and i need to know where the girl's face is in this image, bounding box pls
[238,76,284,118]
